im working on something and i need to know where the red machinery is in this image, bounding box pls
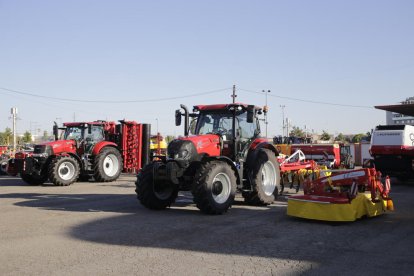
[136,103,280,215]
[8,120,150,186]
[287,168,393,221]
[290,143,354,169]
[278,150,318,193]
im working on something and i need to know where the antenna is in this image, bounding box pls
[231,85,237,104]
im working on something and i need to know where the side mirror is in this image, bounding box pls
[247,105,255,123]
[175,110,181,126]
[88,124,92,134]
[53,122,59,141]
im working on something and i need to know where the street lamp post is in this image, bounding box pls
[280,105,286,137]
[262,89,270,138]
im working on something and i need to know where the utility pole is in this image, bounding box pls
[262,89,270,138]
[280,105,286,137]
[10,107,18,153]
[231,85,236,104]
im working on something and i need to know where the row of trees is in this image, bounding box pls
[289,126,371,143]
[0,127,50,145]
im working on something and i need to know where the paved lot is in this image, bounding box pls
[1,174,413,275]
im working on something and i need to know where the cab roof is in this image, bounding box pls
[63,121,115,127]
[193,103,262,112]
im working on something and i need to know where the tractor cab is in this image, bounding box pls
[60,123,105,154]
[176,103,262,160]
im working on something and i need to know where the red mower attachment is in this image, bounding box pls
[287,168,394,222]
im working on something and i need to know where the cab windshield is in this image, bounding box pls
[63,125,104,142]
[195,111,258,139]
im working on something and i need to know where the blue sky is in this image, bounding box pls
[0,0,413,138]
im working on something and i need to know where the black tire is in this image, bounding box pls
[192,161,237,215]
[93,147,123,182]
[21,173,48,185]
[0,159,8,175]
[135,163,178,210]
[48,155,80,186]
[243,149,280,205]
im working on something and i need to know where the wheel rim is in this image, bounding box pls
[103,154,119,177]
[261,161,277,196]
[212,172,231,204]
[58,161,76,181]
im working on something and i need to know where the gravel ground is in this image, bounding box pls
[1,174,413,275]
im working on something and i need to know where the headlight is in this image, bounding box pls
[175,150,189,160]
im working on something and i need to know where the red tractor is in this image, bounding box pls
[136,103,280,214]
[8,120,150,186]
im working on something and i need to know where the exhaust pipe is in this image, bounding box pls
[141,124,151,167]
[180,104,189,136]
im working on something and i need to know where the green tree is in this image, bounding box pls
[22,131,32,143]
[352,133,365,143]
[289,126,305,138]
[0,127,12,145]
[335,133,346,142]
[320,130,331,141]
[165,135,175,143]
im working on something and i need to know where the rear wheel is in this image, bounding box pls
[136,163,178,210]
[93,147,123,182]
[192,161,236,215]
[49,155,80,186]
[21,173,48,185]
[244,149,280,205]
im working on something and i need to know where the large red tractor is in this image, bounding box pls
[136,103,280,214]
[8,120,150,186]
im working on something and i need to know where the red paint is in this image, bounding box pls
[249,138,269,150]
[180,134,221,156]
[291,144,340,167]
[370,145,414,156]
[91,141,118,155]
[47,140,77,155]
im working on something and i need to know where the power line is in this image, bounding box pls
[0,86,232,103]
[238,88,373,108]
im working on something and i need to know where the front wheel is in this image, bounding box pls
[192,161,237,215]
[49,155,80,186]
[135,163,178,210]
[93,147,123,182]
[0,159,8,175]
[244,149,280,205]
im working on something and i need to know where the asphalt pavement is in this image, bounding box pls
[1,174,413,275]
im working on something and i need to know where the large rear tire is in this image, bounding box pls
[136,163,178,210]
[93,147,123,182]
[21,173,48,185]
[49,155,80,186]
[243,149,280,205]
[192,161,237,215]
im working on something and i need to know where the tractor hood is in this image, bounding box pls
[167,134,221,164]
[36,140,77,155]
[180,134,221,156]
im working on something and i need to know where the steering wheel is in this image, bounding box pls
[214,127,228,135]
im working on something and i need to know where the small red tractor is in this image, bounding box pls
[7,120,150,186]
[136,103,281,214]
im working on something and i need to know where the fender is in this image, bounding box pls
[51,153,82,168]
[202,155,241,186]
[92,141,118,156]
[246,141,279,169]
